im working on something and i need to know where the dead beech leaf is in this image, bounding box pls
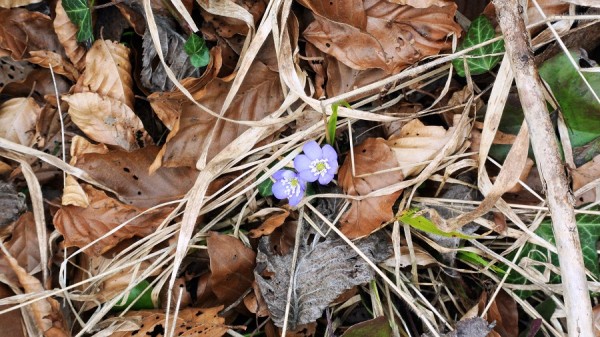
[0,8,64,60]
[53,184,172,255]
[0,212,40,287]
[422,317,493,337]
[4,250,69,337]
[26,50,79,81]
[148,60,284,169]
[386,0,454,7]
[69,135,109,165]
[0,0,42,8]
[255,231,391,328]
[0,284,26,337]
[478,290,518,337]
[200,0,267,39]
[61,174,89,207]
[0,57,35,89]
[0,97,42,147]
[249,209,290,238]
[75,145,198,208]
[300,0,461,74]
[74,39,135,108]
[111,306,229,337]
[383,243,436,268]
[572,155,600,206]
[338,138,404,239]
[53,0,86,71]
[63,92,150,151]
[207,232,256,306]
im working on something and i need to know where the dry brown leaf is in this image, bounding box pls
[26,50,79,81]
[0,0,42,8]
[300,0,461,74]
[0,284,26,337]
[53,0,86,71]
[483,0,568,33]
[0,212,40,287]
[1,68,70,102]
[572,154,600,206]
[0,182,26,233]
[69,135,109,165]
[207,232,256,306]
[148,60,284,169]
[386,0,454,7]
[249,209,290,238]
[4,248,69,337]
[53,184,172,255]
[476,290,518,337]
[61,174,89,207]
[383,243,436,268]
[199,0,267,38]
[0,57,35,89]
[0,8,64,60]
[0,97,42,147]
[74,39,134,108]
[111,306,229,337]
[75,145,198,208]
[63,92,150,151]
[594,304,600,336]
[339,138,404,239]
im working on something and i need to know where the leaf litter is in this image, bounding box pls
[0,0,598,336]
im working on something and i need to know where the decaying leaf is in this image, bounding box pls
[108,306,229,337]
[26,50,79,81]
[207,232,256,306]
[249,209,290,238]
[0,0,42,8]
[421,317,494,337]
[61,174,89,207]
[0,284,26,337]
[0,182,26,232]
[386,0,453,7]
[255,231,391,328]
[0,212,40,287]
[148,59,284,169]
[63,92,150,151]
[53,184,172,255]
[141,15,200,92]
[54,0,86,71]
[74,145,198,208]
[338,138,404,239]
[572,154,600,205]
[74,39,135,108]
[0,57,34,89]
[477,290,518,337]
[0,97,42,147]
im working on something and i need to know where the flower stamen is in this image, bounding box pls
[309,159,330,177]
[282,177,301,197]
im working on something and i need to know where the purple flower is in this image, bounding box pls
[271,169,306,206]
[294,141,338,185]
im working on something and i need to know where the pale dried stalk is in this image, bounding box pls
[493,0,593,335]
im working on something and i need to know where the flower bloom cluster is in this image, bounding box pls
[272,141,338,206]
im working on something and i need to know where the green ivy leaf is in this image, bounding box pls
[257,176,274,197]
[184,33,210,68]
[111,280,155,311]
[62,0,94,44]
[452,15,504,77]
[398,208,474,239]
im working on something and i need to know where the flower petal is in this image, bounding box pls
[288,191,304,206]
[318,172,335,185]
[293,154,312,172]
[322,144,338,162]
[303,141,322,160]
[298,169,318,182]
[271,181,288,200]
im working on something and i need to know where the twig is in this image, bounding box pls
[492,0,593,335]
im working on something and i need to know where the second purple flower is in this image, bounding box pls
[294,141,339,185]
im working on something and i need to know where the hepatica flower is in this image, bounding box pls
[294,141,338,185]
[271,169,306,207]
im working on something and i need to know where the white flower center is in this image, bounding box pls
[282,177,301,197]
[309,159,330,177]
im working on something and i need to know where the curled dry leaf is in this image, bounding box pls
[0,97,42,147]
[53,0,86,71]
[0,0,42,8]
[477,290,518,337]
[148,60,284,169]
[338,138,404,239]
[74,39,134,108]
[0,57,34,88]
[0,212,40,287]
[53,184,172,255]
[300,0,461,74]
[572,154,600,206]
[63,92,150,151]
[4,249,69,337]
[1,68,70,102]
[0,8,64,60]
[249,209,290,238]
[69,135,109,165]
[383,243,436,268]
[75,145,198,208]
[207,232,256,306]
[200,0,267,39]
[26,50,79,81]
[110,306,229,337]
[386,0,454,7]
[61,174,89,207]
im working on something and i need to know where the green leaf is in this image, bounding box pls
[327,101,350,146]
[341,316,392,337]
[62,0,94,44]
[539,50,600,147]
[398,208,475,239]
[184,33,210,68]
[457,251,506,275]
[452,15,504,77]
[258,176,274,197]
[111,280,155,311]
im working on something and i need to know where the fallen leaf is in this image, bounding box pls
[255,231,391,328]
[109,306,229,337]
[594,304,600,336]
[572,154,600,206]
[421,317,493,337]
[74,39,135,108]
[478,290,518,337]
[243,281,269,317]
[1,68,70,103]
[383,242,436,268]
[338,138,404,239]
[0,0,42,8]
[0,212,40,287]
[61,174,89,207]
[4,248,69,337]
[148,59,284,169]
[0,284,26,337]
[0,182,26,232]
[26,50,79,81]
[0,97,42,147]
[341,316,392,337]
[0,8,64,60]
[53,184,172,255]
[386,0,454,7]
[0,57,34,89]
[54,0,86,71]
[69,135,109,164]
[74,145,198,208]
[207,232,256,306]
[200,0,267,38]
[300,0,461,74]
[63,92,150,151]
[249,209,290,238]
